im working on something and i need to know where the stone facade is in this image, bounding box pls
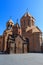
[0,12,42,53]
[0,36,3,51]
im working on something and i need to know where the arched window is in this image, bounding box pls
[28,19,30,26]
[24,20,25,26]
[8,25,12,30]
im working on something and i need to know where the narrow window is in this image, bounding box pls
[28,19,30,26]
[24,20,25,26]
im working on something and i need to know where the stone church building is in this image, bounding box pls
[0,12,43,54]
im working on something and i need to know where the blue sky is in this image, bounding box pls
[0,0,43,35]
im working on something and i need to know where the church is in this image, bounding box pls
[0,12,43,54]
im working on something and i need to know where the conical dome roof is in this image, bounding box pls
[7,19,14,24]
[6,19,14,26]
[21,12,35,21]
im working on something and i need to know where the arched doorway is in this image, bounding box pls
[23,38,29,53]
[26,38,29,53]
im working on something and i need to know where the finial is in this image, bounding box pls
[26,8,28,13]
[16,19,18,23]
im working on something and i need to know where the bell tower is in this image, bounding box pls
[6,19,14,30]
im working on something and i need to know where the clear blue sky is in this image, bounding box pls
[0,0,43,35]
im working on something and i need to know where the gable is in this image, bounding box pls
[36,26,41,32]
[32,26,41,33]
